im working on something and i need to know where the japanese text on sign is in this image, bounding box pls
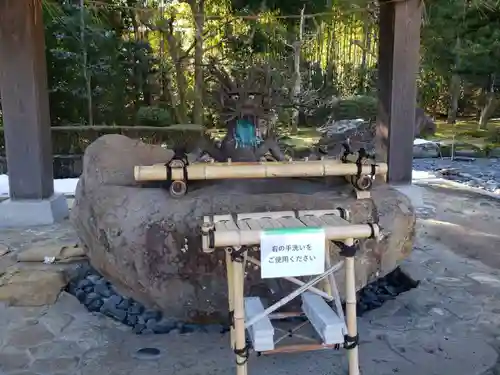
[260,227,325,278]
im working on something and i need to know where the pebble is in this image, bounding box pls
[413,158,500,193]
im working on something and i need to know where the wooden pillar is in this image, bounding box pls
[0,0,54,200]
[376,0,422,184]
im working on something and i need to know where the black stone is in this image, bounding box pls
[87,299,103,312]
[86,274,102,284]
[177,322,199,334]
[101,300,127,322]
[75,289,87,303]
[117,298,131,310]
[142,310,161,321]
[77,279,93,289]
[146,318,177,334]
[381,285,398,296]
[94,283,112,298]
[126,314,138,327]
[67,261,420,336]
[107,294,123,306]
[127,302,144,315]
[84,292,100,306]
[202,324,226,334]
[83,285,94,293]
[133,323,146,334]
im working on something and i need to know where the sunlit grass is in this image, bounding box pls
[429,119,500,148]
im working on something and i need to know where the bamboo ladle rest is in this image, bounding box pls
[134,158,388,198]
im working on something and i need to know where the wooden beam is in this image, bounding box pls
[0,0,54,199]
[376,0,422,184]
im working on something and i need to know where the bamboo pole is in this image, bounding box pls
[231,252,248,375]
[246,256,333,301]
[202,223,378,251]
[134,160,388,182]
[260,343,340,354]
[321,239,333,298]
[344,238,360,375]
[225,249,235,349]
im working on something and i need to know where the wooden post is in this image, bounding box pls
[376,0,422,184]
[0,0,54,200]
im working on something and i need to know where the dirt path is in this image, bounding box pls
[415,186,500,268]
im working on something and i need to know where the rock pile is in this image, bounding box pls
[66,263,419,334]
[66,264,222,335]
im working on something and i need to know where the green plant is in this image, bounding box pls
[461,129,486,138]
[486,127,500,144]
[333,95,378,121]
[136,106,173,127]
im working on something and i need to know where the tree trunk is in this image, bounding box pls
[447,36,461,124]
[165,31,189,124]
[479,91,497,129]
[446,74,460,124]
[290,6,305,135]
[189,0,205,126]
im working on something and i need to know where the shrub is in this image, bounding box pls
[332,95,378,121]
[136,106,173,127]
[0,124,205,155]
[486,127,500,144]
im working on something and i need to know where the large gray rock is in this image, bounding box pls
[315,108,436,158]
[71,134,416,322]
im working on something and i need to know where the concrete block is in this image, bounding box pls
[301,292,346,345]
[0,194,69,228]
[244,297,274,352]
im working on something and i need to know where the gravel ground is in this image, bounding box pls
[413,157,500,193]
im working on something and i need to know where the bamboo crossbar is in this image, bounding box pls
[203,223,378,250]
[134,159,388,182]
[246,256,334,301]
[260,343,341,355]
[245,261,344,329]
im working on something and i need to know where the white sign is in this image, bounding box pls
[260,227,326,279]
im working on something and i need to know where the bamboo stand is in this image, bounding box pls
[200,210,377,375]
[224,240,360,375]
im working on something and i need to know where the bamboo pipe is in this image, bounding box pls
[344,238,360,375]
[202,223,379,251]
[134,160,388,182]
